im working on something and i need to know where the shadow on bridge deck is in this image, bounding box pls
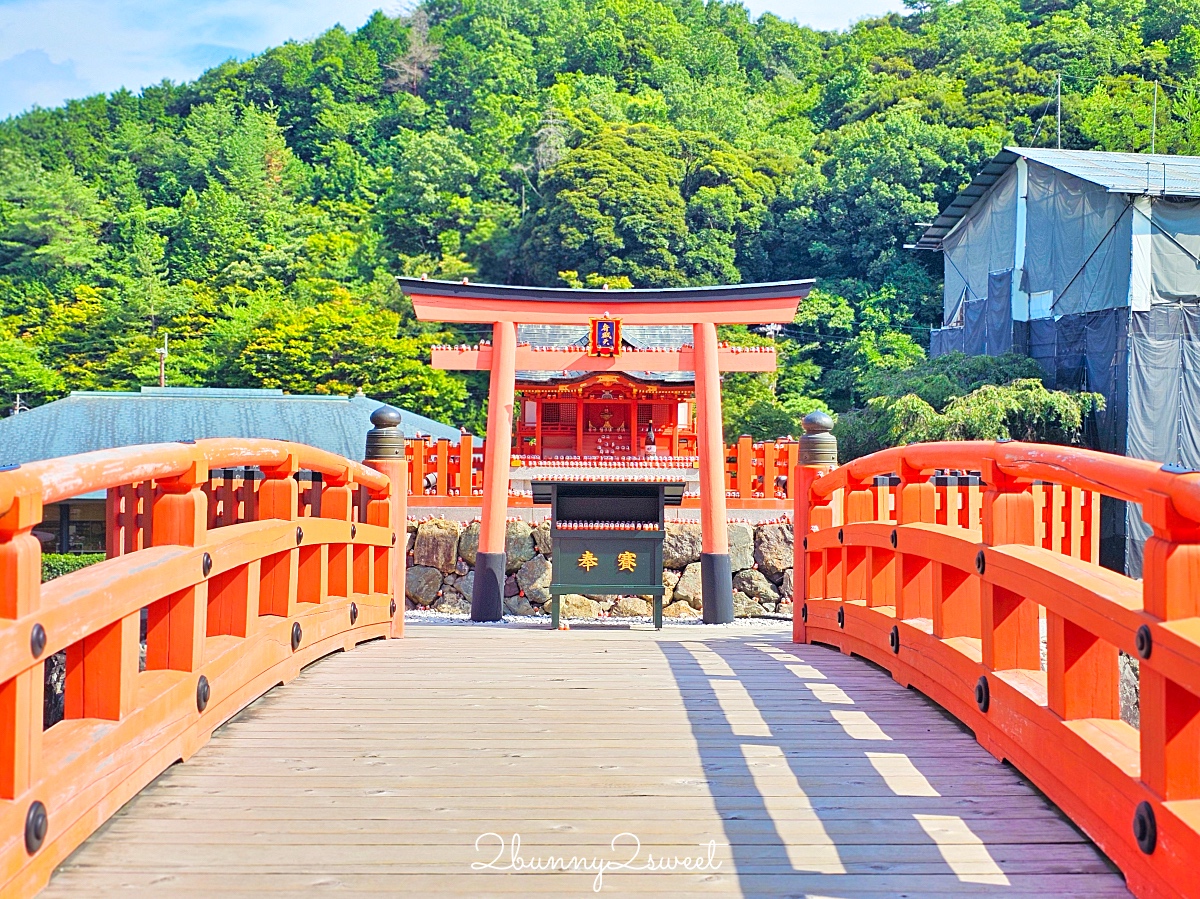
[38,623,1129,897]
[659,635,1128,896]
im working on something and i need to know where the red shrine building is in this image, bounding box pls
[512,325,697,459]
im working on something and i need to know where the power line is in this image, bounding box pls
[1030,89,1057,146]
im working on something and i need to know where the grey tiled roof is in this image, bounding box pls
[1018,147,1200,196]
[518,325,590,348]
[516,325,695,383]
[0,387,460,468]
[917,147,1200,249]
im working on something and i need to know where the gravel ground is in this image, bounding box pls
[403,609,794,629]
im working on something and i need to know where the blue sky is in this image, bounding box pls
[0,0,900,119]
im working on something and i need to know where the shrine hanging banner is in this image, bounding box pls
[589,317,621,356]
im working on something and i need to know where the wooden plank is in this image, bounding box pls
[40,625,1128,898]
[41,869,1137,896]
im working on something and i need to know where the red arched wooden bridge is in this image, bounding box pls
[1,436,1196,897]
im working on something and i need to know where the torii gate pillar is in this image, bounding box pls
[473,321,518,621]
[693,322,734,622]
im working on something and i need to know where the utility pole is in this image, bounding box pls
[12,393,29,416]
[156,333,169,388]
[1056,74,1062,149]
[1152,81,1159,154]
[763,322,783,395]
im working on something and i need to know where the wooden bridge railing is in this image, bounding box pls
[795,439,1200,899]
[0,436,404,896]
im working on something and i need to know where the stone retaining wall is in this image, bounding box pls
[404,518,795,620]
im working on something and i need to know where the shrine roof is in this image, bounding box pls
[516,324,694,383]
[519,324,691,350]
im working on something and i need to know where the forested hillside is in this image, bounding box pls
[0,0,1192,440]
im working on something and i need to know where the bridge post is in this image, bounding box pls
[694,322,734,624]
[473,321,518,622]
[0,480,43,801]
[893,453,938,622]
[793,412,838,643]
[146,453,209,675]
[364,406,408,638]
[978,460,1040,673]
[1140,494,1200,803]
[257,451,301,622]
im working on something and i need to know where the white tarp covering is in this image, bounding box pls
[1126,305,1200,575]
[1149,198,1200,304]
[1023,162,1132,316]
[942,166,1017,325]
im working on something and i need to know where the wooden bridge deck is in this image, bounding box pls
[40,624,1130,898]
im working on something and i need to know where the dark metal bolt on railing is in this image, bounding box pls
[1136,624,1153,660]
[975,676,990,713]
[1134,801,1157,854]
[24,802,47,855]
[30,623,46,659]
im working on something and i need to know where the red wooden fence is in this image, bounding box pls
[0,439,403,896]
[795,441,1200,899]
[404,435,799,504]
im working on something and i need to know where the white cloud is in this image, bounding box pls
[0,48,88,113]
[0,0,900,119]
[0,0,397,116]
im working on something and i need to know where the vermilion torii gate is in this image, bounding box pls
[400,277,813,623]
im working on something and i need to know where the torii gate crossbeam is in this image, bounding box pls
[401,277,814,623]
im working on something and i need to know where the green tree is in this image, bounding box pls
[0,152,106,282]
[0,0,1181,441]
[0,338,66,411]
[857,350,1048,411]
[236,299,471,425]
[522,123,689,285]
[836,379,1104,461]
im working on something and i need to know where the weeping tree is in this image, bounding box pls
[834,379,1105,462]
